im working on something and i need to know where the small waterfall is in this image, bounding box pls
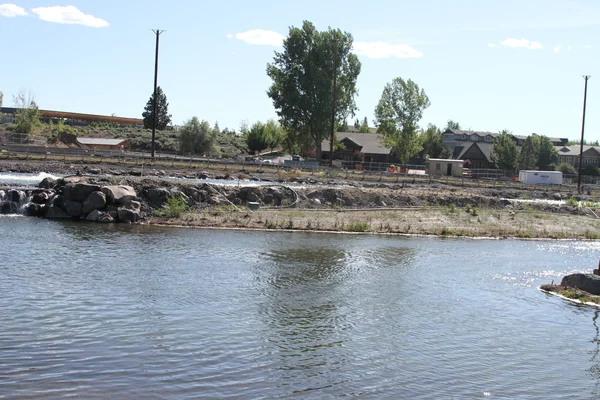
[0,189,32,215]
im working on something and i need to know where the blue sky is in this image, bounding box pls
[1,0,598,141]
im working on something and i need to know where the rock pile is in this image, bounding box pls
[26,176,142,223]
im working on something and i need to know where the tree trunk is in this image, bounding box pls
[315,138,322,161]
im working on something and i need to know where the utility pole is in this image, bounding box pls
[577,75,590,193]
[151,29,164,159]
[329,43,338,168]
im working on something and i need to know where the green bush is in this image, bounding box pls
[556,162,577,175]
[154,195,188,218]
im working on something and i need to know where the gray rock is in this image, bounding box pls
[552,193,562,200]
[98,212,114,223]
[499,199,512,207]
[246,192,260,202]
[561,273,600,295]
[262,194,274,204]
[62,183,102,203]
[147,187,170,208]
[102,185,137,205]
[86,209,101,222]
[31,192,49,205]
[375,196,387,207]
[63,200,83,218]
[117,207,141,223]
[312,198,322,205]
[82,191,107,214]
[25,203,46,217]
[233,198,242,206]
[38,177,57,189]
[45,205,70,219]
[122,200,141,212]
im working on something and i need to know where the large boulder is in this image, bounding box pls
[86,209,101,222]
[561,273,600,295]
[99,212,115,223]
[102,185,137,205]
[147,187,170,208]
[45,205,70,219]
[31,191,50,205]
[62,183,102,203]
[82,191,107,215]
[25,203,46,217]
[63,200,83,218]
[38,177,57,189]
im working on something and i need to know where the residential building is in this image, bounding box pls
[321,133,394,163]
[556,145,600,168]
[442,129,497,149]
[77,137,129,151]
[452,142,494,169]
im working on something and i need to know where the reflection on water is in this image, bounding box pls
[1,220,600,398]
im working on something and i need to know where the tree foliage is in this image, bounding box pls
[518,135,540,170]
[446,120,461,130]
[13,90,41,134]
[142,86,172,130]
[537,135,559,170]
[421,124,452,159]
[358,116,370,133]
[491,130,519,171]
[556,162,577,175]
[245,120,285,153]
[374,77,430,164]
[267,21,362,160]
[179,117,216,155]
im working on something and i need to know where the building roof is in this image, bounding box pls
[77,137,127,146]
[0,107,143,125]
[556,145,600,156]
[322,132,391,155]
[456,142,494,163]
[445,129,498,137]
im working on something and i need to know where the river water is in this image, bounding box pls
[1,217,600,399]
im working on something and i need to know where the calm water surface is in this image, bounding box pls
[1,217,600,399]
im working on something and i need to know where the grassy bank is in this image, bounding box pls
[148,207,600,239]
[540,284,600,307]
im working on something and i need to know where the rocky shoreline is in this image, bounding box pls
[2,159,600,239]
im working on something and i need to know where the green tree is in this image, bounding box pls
[556,162,577,175]
[13,90,41,134]
[537,135,559,170]
[374,77,430,164]
[264,119,285,152]
[445,120,461,130]
[245,121,270,153]
[354,118,361,129]
[336,119,349,132]
[142,86,172,130]
[179,117,216,155]
[267,21,361,160]
[518,135,540,170]
[421,124,452,159]
[491,130,519,171]
[358,116,370,133]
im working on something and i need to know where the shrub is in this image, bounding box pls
[344,221,371,232]
[566,197,579,208]
[556,162,577,175]
[154,195,188,218]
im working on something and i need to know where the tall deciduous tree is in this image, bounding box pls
[13,90,41,135]
[492,130,519,171]
[421,124,452,159]
[267,21,361,160]
[245,121,270,153]
[358,116,370,133]
[446,120,461,130]
[142,86,172,130]
[179,117,216,156]
[518,135,540,170]
[374,77,430,164]
[537,135,559,170]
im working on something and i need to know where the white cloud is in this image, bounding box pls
[500,38,543,50]
[0,3,27,17]
[225,33,233,39]
[554,45,561,53]
[488,43,497,48]
[567,45,573,51]
[352,41,423,59]
[585,44,593,49]
[234,29,284,46]
[31,5,108,28]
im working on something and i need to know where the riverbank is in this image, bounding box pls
[2,159,600,239]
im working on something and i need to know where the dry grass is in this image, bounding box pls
[149,207,600,239]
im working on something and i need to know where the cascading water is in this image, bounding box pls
[0,189,32,215]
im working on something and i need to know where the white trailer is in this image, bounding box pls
[518,170,563,185]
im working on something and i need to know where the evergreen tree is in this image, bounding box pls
[142,86,172,130]
[491,130,519,171]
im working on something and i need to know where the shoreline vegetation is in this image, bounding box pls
[540,285,600,308]
[2,158,600,240]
